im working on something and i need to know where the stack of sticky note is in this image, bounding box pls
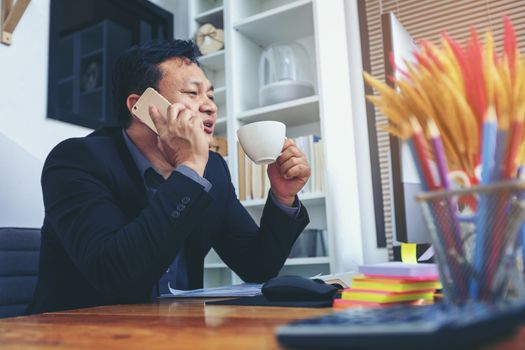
[334,262,441,308]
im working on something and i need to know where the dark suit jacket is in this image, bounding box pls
[27,127,309,314]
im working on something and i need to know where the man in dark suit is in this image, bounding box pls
[27,39,310,314]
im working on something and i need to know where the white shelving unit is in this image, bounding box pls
[191,1,228,129]
[195,6,224,25]
[186,0,369,287]
[237,95,319,126]
[198,49,225,71]
[242,192,325,208]
[232,0,314,46]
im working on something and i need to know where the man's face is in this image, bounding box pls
[157,58,218,144]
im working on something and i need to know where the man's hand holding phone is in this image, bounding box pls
[148,103,209,177]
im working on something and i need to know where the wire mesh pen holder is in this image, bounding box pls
[416,181,525,304]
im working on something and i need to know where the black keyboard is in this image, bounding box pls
[276,301,525,349]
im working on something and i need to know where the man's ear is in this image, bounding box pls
[126,94,141,114]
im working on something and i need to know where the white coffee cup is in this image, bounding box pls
[237,121,286,164]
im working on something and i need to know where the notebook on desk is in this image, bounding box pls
[276,301,525,349]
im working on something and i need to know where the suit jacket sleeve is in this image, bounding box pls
[42,139,212,302]
[212,156,310,283]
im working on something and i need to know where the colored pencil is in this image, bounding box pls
[503,120,525,179]
[428,120,468,298]
[470,106,498,299]
[409,117,437,191]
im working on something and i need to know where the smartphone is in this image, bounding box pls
[131,87,171,134]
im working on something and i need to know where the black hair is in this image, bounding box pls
[111,39,200,127]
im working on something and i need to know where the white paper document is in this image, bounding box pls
[161,282,263,298]
[314,271,357,288]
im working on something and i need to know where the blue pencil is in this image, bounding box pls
[478,127,511,300]
[470,107,497,299]
[491,128,508,181]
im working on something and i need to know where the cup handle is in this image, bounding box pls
[278,137,288,156]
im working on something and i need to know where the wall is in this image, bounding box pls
[0,1,92,162]
[0,0,90,227]
[0,0,184,227]
[0,133,47,227]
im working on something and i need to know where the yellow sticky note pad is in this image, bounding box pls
[401,243,417,264]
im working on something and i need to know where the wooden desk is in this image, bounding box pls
[0,299,524,349]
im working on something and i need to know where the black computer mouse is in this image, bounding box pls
[262,275,338,301]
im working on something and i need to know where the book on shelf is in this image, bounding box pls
[313,137,324,193]
[263,164,270,198]
[251,162,265,200]
[296,135,326,194]
[289,229,328,258]
[236,143,270,201]
[246,152,252,199]
[294,135,311,193]
[237,142,247,201]
[211,136,228,157]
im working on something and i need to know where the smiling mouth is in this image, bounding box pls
[203,120,214,134]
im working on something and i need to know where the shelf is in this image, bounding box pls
[214,86,226,106]
[298,192,326,205]
[233,0,313,46]
[242,192,325,208]
[195,6,224,27]
[198,50,225,71]
[204,262,228,269]
[187,0,344,286]
[237,95,319,127]
[195,0,223,15]
[217,108,227,122]
[285,257,330,266]
[214,116,227,136]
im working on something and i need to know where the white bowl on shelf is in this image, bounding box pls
[258,42,315,107]
[259,80,314,107]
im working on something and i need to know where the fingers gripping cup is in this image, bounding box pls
[237,121,286,165]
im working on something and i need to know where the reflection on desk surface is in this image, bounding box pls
[0,299,524,350]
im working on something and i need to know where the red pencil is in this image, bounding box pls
[409,117,438,190]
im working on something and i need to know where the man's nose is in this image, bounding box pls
[200,96,217,115]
